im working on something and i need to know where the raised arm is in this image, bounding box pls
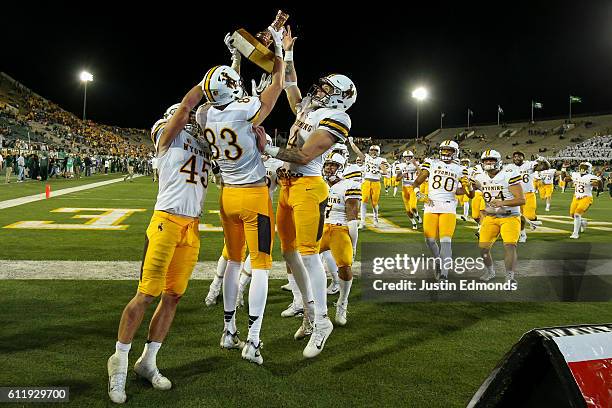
[282,25,302,115]
[251,26,285,127]
[157,85,204,156]
[224,33,241,75]
[348,136,365,160]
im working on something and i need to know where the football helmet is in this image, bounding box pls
[460,158,471,167]
[439,140,459,161]
[579,162,592,175]
[369,145,381,158]
[201,65,246,106]
[331,143,349,159]
[163,103,181,119]
[402,150,414,163]
[481,149,502,171]
[323,152,347,182]
[309,74,357,111]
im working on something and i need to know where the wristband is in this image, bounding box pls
[284,51,293,61]
[265,145,280,158]
[283,81,297,90]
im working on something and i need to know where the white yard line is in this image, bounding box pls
[0,176,142,210]
[0,260,351,280]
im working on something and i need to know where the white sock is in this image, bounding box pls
[373,205,379,220]
[302,253,328,322]
[238,272,252,296]
[415,211,421,222]
[546,199,550,210]
[222,260,241,333]
[411,217,417,226]
[242,255,252,274]
[287,273,303,307]
[393,186,398,196]
[140,341,161,367]
[283,252,315,320]
[321,250,339,284]
[573,214,581,236]
[115,341,131,365]
[463,203,470,218]
[440,238,452,278]
[425,238,441,258]
[339,278,353,305]
[247,269,269,346]
[360,202,367,223]
[214,255,228,288]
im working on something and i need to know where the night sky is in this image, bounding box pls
[3,1,612,138]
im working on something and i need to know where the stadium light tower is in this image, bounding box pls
[80,71,93,121]
[411,87,428,141]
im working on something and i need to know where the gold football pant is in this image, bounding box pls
[277,176,328,255]
[471,191,484,220]
[402,185,418,213]
[362,179,382,206]
[539,184,553,199]
[220,186,274,269]
[478,216,521,247]
[319,224,353,267]
[423,213,457,239]
[521,192,537,220]
[570,196,593,217]
[138,211,200,297]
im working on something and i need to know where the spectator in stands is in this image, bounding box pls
[0,152,3,173]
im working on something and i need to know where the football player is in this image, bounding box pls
[412,140,473,280]
[505,151,550,242]
[474,150,525,284]
[395,150,421,230]
[360,145,389,227]
[562,162,602,239]
[391,155,402,197]
[196,25,285,365]
[107,86,210,404]
[539,167,556,211]
[383,154,394,195]
[320,153,360,325]
[263,26,356,358]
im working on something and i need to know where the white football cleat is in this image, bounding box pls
[480,270,496,282]
[506,272,517,285]
[580,219,587,233]
[107,354,127,404]
[280,283,292,292]
[303,318,334,358]
[326,281,340,295]
[569,233,580,239]
[220,330,245,350]
[133,358,172,390]
[294,316,313,340]
[281,302,304,318]
[518,230,527,243]
[412,223,418,230]
[241,340,263,365]
[335,302,348,326]
[204,283,221,307]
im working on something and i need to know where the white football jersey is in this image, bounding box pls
[325,179,362,226]
[285,105,351,176]
[505,161,538,193]
[363,154,388,181]
[264,157,284,199]
[397,161,419,187]
[474,168,522,217]
[343,162,363,183]
[152,119,210,218]
[571,172,599,198]
[540,169,556,185]
[421,159,467,201]
[197,97,266,184]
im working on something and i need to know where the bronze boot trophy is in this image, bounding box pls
[230,10,289,73]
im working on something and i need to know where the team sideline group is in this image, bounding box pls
[105,25,603,404]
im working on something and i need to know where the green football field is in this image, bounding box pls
[1,173,612,407]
